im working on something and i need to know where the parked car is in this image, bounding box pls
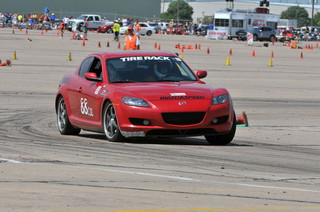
[55,50,237,145]
[98,22,121,33]
[148,22,161,33]
[167,24,184,35]
[119,22,155,36]
[250,26,276,42]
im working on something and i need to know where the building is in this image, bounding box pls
[1,0,161,21]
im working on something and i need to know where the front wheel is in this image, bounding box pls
[269,35,276,42]
[146,30,152,36]
[102,102,125,142]
[253,34,258,41]
[205,114,236,145]
[56,97,81,135]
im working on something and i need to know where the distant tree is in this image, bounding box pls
[161,0,194,22]
[280,6,310,27]
[313,12,320,26]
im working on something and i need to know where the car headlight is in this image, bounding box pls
[212,94,229,105]
[121,97,150,107]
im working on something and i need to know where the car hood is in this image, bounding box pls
[111,81,214,101]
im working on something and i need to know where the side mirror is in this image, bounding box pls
[196,70,207,79]
[84,73,101,82]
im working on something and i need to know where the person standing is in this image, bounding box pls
[134,20,141,36]
[82,18,88,39]
[112,20,120,42]
[124,27,140,50]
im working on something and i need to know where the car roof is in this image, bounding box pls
[88,50,176,60]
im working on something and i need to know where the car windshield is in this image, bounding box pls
[106,56,198,83]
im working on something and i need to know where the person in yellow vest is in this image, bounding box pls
[124,27,140,50]
[112,20,120,42]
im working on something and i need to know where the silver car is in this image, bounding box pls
[251,26,276,42]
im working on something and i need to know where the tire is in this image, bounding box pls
[253,34,258,41]
[56,97,81,135]
[205,114,236,145]
[269,35,275,42]
[102,102,125,142]
[146,30,152,36]
[107,28,113,33]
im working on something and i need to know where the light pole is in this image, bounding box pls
[311,0,315,26]
[177,0,180,24]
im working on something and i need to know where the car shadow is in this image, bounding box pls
[78,133,251,146]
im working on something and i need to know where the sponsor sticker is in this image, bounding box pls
[95,86,102,94]
[119,56,170,62]
[170,93,186,96]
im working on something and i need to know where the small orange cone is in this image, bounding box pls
[175,43,181,49]
[180,46,184,53]
[82,39,86,47]
[40,30,44,35]
[56,30,59,36]
[300,52,304,59]
[154,42,157,49]
[229,48,233,56]
[310,44,313,50]
[287,41,291,47]
[107,41,110,47]
[98,41,101,48]
[157,44,161,50]
[19,27,22,32]
[251,49,255,57]
[206,47,210,54]
[12,29,15,34]
[118,42,121,49]
[236,111,249,127]
[316,43,319,48]
[71,32,75,40]
[25,29,28,35]
[271,51,274,58]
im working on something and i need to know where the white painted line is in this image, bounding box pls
[0,158,23,164]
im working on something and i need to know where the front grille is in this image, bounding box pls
[162,112,205,125]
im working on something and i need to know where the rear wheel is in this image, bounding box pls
[107,28,113,33]
[102,102,125,142]
[146,30,152,36]
[253,34,258,41]
[270,35,276,42]
[56,97,81,135]
[205,114,236,145]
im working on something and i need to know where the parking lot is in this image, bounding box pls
[1,28,320,212]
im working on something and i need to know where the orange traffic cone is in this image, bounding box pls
[229,48,233,56]
[180,46,184,53]
[287,41,291,47]
[40,30,44,35]
[175,43,180,49]
[157,44,161,50]
[310,44,313,50]
[236,111,249,127]
[71,32,76,40]
[206,47,210,54]
[300,52,304,59]
[19,27,22,32]
[107,41,110,47]
[82,39,86,47]
[25,29,28,35]
[118,42,121,49]
[154,42,157,49]
[98,41,101,48]
[251,49,255,57]
[12,29,15,34]
[56,30,59,36]
[271,51,274,58]
[316,43,319,48]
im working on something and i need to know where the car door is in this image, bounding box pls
[68,56,104,128]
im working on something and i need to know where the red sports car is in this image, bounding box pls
[55,51,236,145]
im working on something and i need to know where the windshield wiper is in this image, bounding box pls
[111,80,138,83]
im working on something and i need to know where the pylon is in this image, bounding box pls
[316,43,319,48]
[310,44,313,50]
[180,46,184,53]
[98,41,101,48]
[287,41,291,47]
[175,43,181,49]
[12,51,17,60]
[25,29,28,35]
[236,111,249,127]
[12,29,15,34]
[68,52,72,61]
[268,58,273,67]
[198,43,201,50]
[157,44,161,50]
[271,51,274,58]
[229,48,233,56]
[82,39,85,47]
[206,47,210,54]
[40,30,44,35]
[251,49,255,57]
[118,42,121,49]
[300,52,304,59]
[19,27,22,32]
[56,30,59,36]
[179,55,184,59]
[154,42,157,49]
[71,32,75,40]
[107,41,110,47]
[225,56,231,66]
